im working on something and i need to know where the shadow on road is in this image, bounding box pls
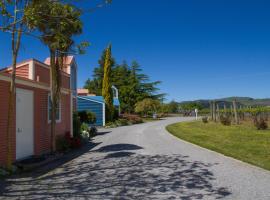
[96,131,111,136]
[95,143,143,152]
[0,143,231,200]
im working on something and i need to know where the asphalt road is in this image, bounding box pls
[1,117,270,199]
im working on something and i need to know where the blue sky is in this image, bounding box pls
[1,0,270,102]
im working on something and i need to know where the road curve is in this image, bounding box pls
[1,117,270,199]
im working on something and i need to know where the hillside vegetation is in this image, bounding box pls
[180,97,270,109]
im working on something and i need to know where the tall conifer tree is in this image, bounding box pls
[102,44,114,122]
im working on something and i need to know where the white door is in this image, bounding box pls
[16,88,34,160]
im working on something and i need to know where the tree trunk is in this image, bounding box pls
[49,49,62,153]
[6,58,16,170]
[6,1,22,170]
[50,49,57,153]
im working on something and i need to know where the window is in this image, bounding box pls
[48,95,61,122]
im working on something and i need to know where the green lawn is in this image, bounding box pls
[166,121,270,170]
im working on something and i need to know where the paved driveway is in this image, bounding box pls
[1,117,270,199]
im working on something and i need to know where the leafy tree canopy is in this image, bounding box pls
[161,101,179,113]
[180,102,203,111]
[135,98,161,116]
[84,49,165,113]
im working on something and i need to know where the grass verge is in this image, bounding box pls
[166,121,270,171]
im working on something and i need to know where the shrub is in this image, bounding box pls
[116,119,129,126]
[81,130,89,141]
[113,108,119,120]
[105,115,143,128]
[80,123,89,132]
[0,167,9,177]
[220,115,231,126]
[135,98,161,116]
[121,113,143,124]
[73,112,81,138]
[202,117,208,123]
[78,111,96,124]
[130,118,143,124]
[158,113,168,118]
[105,122,117,128]
[56,131,83,152]
[56,132,71,152]
[89,126,97,138]
[70,137,81,149]
[254,118,268,130]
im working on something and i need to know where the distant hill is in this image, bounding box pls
[179,97,270,109]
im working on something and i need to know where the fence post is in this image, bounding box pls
[213,101,216,122]
[217,103,220,121]
[233,99,239,124]
[210,101,213,121]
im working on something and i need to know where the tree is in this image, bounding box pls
[0,0,29,170]
[85,48,116,95]
[160,101,179,114]
[102,44,114,122]
[85,58,165,113]
[135,98,161,116]
[180,102,203,111]
[25,0,83,152]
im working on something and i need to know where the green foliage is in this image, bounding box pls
[78,111,96,124]
[199,108,211,115]
[105,115,143,128]
[115,118,129,126]
[121,114,143,124]
[102,44,114,122]
[56,136,70,152]
[80,123,97,139]
[25,0,83,53]
[73,112,81,138]
[0,167,9,177]
[89,126,97,138]
[85,47,116,95]
[254,117,268,130]
[160,101,179,113]
[135,98,161,116]
[87,112,96,124]
[220,114,231,126]
[80,123,89,132]
[202,117,208,123]
[84,53,165,113]
[180,102,203,111]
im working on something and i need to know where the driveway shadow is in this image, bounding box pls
[0,144,231,200]
[95,143,143,152]
[96,131,111,136]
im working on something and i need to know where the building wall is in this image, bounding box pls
[0,78,71,167]
[34,89,71,155]
[5,64,29,79]
[77,97,104,126]
[61,74,70,90]
[0,80,15,166]
[35,64,50,84]
[35,63,70,89]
